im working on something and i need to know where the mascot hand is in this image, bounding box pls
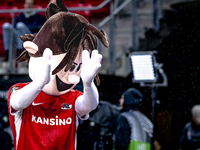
[81,50,102,86]
[40,48,52,85]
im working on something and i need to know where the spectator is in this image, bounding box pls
[114,88,153,150]
[2,0,46,61]
[179,104,200,150]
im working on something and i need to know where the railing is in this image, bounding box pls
[99,0,163,75]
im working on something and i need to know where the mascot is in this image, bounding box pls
[7,0,109,149]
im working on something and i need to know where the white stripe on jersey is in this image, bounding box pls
[14,110,23,148]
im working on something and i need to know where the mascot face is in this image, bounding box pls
[29,49,82,96]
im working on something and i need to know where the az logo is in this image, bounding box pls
[61,103,72,110]
[10,87,20,94]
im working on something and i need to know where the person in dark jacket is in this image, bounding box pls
[179,104,200,150]
[114,88,153,150]
[2,0,46,61]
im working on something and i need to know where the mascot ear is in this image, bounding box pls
[23,41,38,54]
[16,33,38,62]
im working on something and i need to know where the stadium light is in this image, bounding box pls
[130,51,157,83]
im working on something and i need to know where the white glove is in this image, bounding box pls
[10,48,52,111]
[81,50,102,86]
[75,50,102,117]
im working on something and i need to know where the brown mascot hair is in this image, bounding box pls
[16,0,109,85]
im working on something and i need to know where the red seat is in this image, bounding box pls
[0,0,15,6]
[12,0,24,8]
[0,14,12,24]
[14,0,43,8]
[36,0,50,8]
[84,0,110,18]
[63,0,81,5]
[0,5,18,10]
[37,0,82,8]
[67,3,92,22]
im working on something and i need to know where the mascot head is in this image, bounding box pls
[16,0,109,96]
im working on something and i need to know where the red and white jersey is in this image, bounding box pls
[7,83,83,150]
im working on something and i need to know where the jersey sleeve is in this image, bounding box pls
[7,83,29,115]
[74,89,83,100]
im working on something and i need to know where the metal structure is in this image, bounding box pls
[130,51,168,123]
[0,0,111,74]
[0,0,163,75]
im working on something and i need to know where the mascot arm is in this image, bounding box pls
[75,50,101,117]
[10,49,52,110]
[75,82,99,118]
